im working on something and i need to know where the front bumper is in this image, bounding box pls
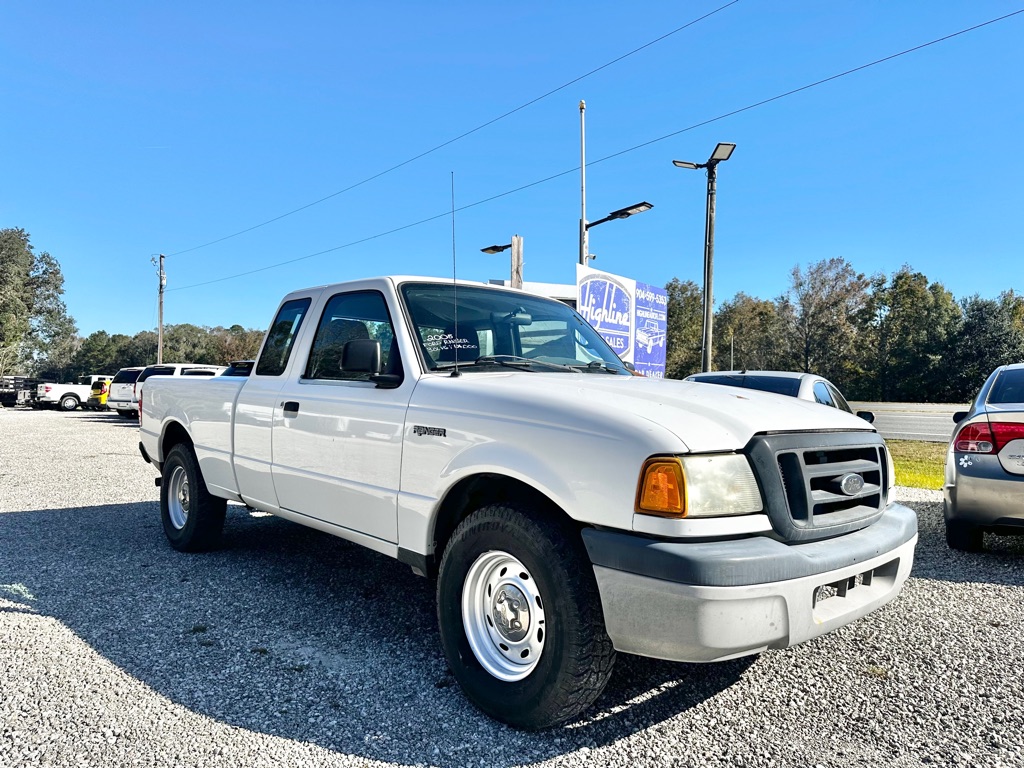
[583,503,917,663]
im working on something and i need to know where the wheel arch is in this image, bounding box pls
[427,473,581,579]
[160,420,194,464]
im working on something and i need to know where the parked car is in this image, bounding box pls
[685,370,874,422]
[36,375,113,411]
[944,362,1024,551]
[133,363,226,413]
[85,379,111,410]
[106,367,145,418]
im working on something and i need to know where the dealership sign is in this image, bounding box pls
[576,265,668,378]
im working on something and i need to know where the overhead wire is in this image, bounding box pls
[164,0,742,258]
[168,8,1024,293]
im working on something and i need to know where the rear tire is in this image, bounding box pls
[437,503,615,729]
[946,519,983,552]
[160,443,227,552]
[59,395,79,411]
[117,409,136,419]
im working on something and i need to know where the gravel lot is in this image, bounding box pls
[2,408,1022,768]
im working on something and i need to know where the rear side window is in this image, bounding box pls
[111,369,142,384]
[256,298,312,376]
[138,366,175,382]
[989,369,1024,404]
[182,369,217,376]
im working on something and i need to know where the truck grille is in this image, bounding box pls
[747,431,888,543]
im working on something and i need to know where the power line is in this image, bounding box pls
[164,1,742,258]
[169,8,1023,293]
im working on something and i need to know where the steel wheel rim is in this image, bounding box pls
[167,465,190,530]
[462,550,546,681]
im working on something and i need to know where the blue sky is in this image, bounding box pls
[3,2,1022,337]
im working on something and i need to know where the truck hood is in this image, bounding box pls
[414,372,875,453]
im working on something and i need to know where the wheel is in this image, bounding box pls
[437,503,615,729]
[117,409,136,419]
[160,443,227,552]
[946,519,983,552]
[59,395,79,411]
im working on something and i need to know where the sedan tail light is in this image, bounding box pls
[954,421,1024,453]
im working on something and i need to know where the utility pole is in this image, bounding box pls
[579,100,588,266]
[156,254,166,364]
[510,235,524,289]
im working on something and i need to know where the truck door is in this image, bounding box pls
[233,294,317,512]
[270,289,411,544]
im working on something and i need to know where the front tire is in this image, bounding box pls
[437,503,615,729]
[946,519,983,552]
[160,443,227,552]
[59,395,79,411]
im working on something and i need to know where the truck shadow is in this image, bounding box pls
[0,502,755,764]
[5,500,1017,765]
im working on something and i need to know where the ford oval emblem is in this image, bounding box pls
[839,473,865,496]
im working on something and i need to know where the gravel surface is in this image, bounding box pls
[1,407,1022,767]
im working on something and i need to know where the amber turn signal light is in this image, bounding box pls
[636,458,686,517]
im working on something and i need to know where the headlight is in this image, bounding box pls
[636,454,763,518]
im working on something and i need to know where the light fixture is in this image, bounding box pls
[481,244,512,254]
[586,201,654,230]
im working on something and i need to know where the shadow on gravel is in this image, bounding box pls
[0,502,755,765]
[69,414,140,427]
[907,501,1024,587]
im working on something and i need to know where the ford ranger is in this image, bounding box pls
[138,276,918,729]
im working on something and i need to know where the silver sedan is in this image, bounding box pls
[944,362,1024,551]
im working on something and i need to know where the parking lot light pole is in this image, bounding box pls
[673,142,735,372]
[582,202,654,265]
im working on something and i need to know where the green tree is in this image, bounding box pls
[162,323,218,364]
[861,267,960,401]
[713,293,789,372]
[0,228,77,376]
[664,278,703,379]
[780,258,871,392]
[210,324,265,363]
[945,295,1024,402]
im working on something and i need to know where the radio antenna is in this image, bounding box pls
[450,171,461,377]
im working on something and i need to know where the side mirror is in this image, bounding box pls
[856,411,875,424]
[953,411,968,424]
[342,339,381,374]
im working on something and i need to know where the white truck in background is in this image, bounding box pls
[139,276,918,729]
[36,374,113,411]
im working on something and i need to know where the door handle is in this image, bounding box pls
[282,401,300,418]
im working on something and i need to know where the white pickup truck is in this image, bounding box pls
[139,276,918,729]
[37,374,113,410]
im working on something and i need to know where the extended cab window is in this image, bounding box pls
[305,291,397,381]
[256,298,312,376]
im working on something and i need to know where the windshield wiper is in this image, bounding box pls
[570,361,628,374]
[435,355,574,373]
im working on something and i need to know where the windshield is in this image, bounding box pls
[400,282,630,374]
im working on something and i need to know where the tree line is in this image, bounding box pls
[665,257,1024,403]
[4,228,1021,401]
